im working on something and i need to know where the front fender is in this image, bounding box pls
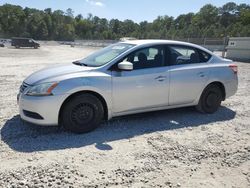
[53,75,113,119]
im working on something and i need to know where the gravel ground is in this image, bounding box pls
[0,45,249,188]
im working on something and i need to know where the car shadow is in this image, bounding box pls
[1,106,236,153]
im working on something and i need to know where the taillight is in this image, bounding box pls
[229,64,238,74]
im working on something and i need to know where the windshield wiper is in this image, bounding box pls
[73,61,88,67]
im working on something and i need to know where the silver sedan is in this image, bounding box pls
[18,40,238,133]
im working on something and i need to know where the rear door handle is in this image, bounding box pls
[197,72,205,77]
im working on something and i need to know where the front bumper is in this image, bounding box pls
[18,93,66,126]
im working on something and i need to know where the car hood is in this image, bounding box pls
[24,63,94,85]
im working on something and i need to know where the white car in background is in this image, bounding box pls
[18,40,238,133]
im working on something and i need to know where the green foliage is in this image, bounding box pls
[240,9,250,25]
[0,2,249,40]
[0,4,25,37]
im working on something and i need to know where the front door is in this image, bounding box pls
[112,45,170,114]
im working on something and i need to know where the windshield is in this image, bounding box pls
[78,43,135,67]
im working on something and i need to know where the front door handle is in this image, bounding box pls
[155,76,167,81]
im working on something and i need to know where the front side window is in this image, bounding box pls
[122,46,165,70]
[78,43,135,67]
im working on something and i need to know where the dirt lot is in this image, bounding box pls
[0,45,249,188]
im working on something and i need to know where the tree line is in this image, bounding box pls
[0,2,249,41]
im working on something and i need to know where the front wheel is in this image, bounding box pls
[60,94,104,134]
[196,85,223,114]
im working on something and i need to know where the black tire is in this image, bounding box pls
[15,45,20,49]
[196,85,223,114]
[60,94,104,134]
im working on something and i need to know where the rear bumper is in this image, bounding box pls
[18,93,66,126]
[225,76,238,99]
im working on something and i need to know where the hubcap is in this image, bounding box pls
[71,103,94,125]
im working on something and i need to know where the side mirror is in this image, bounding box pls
[118,61,133,71]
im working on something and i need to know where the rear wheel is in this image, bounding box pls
[15,45,20,49]
[196,84,223,114]
[60,94,104,134]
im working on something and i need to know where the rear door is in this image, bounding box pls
[168,45,211,105]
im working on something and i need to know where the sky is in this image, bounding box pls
[0,0,249,23]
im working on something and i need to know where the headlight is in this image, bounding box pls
[25,82,58,96]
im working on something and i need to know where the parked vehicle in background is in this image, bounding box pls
[17,40,238,134]
[0,39,6,47]
[120,37,137,42]
[11,37,40,49]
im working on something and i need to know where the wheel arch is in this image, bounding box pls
[58,90,109,125]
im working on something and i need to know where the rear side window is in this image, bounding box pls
[198,49,212,62]
[168,45,211,65]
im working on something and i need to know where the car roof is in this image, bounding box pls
[121,39,213,54]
